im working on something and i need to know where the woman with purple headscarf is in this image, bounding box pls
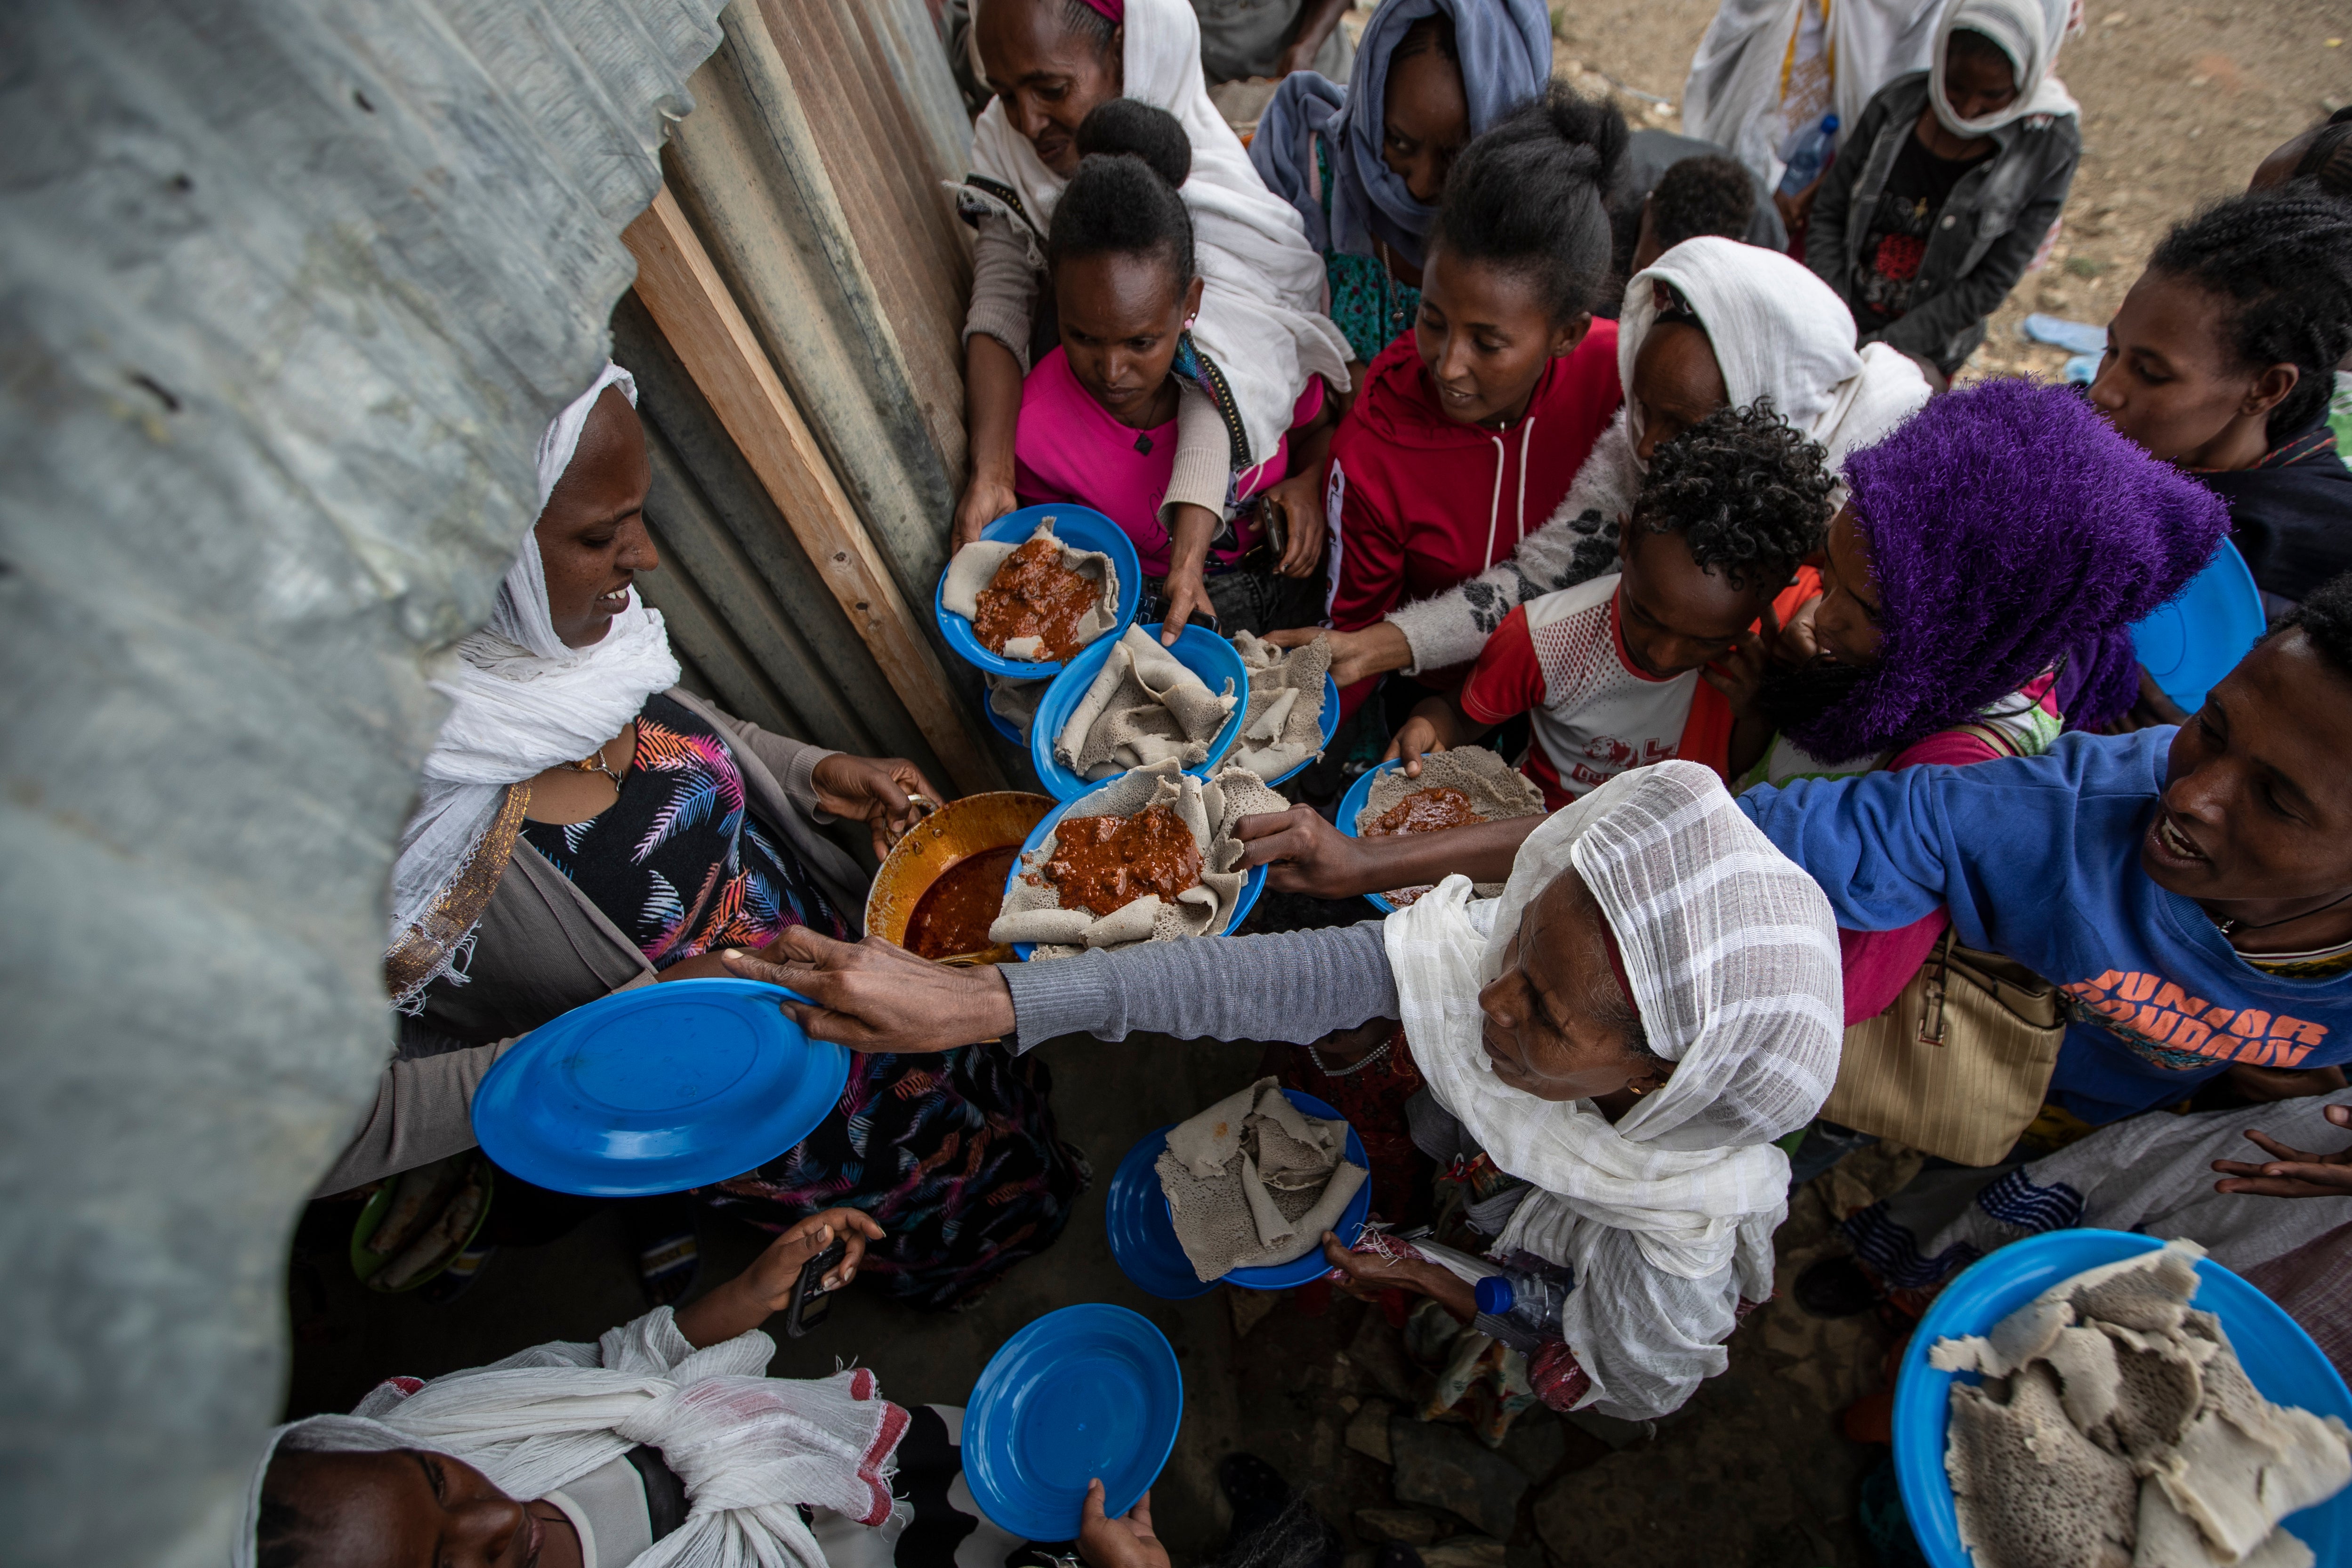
[1750,378,2230,1020]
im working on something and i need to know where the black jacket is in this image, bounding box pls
[1809,72,2081,374]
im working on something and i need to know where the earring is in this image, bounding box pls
[1628,1082,1649,1097]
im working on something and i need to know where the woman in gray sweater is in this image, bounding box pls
[727,763,1845,1420]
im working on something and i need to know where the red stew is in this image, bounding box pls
[1043,804,1202,915]
[905,844,1020,960]
[1364,786,1487,908]
[972,537,1098,660]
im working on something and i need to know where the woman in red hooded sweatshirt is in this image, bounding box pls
[1317,83,1628,723]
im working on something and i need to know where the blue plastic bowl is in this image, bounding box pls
[1893,1229,2352,1568]
[1335,758,1407,913]
[1104,1127,1217,1302]
[934,505,1141,678]
[472,979,850,1197]
[1028,623,1251,803]
[963,1303,1183,1543]
[1257,673,1343,788]
[1001,792,1266,960]
[1108,1089,1371,1296]
[2131,537,2265,715]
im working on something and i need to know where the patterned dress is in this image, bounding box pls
[521,695,1087,1308]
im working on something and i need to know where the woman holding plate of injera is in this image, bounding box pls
[730,761,1842,1420]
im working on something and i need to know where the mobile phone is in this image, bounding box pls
[785,1239,847,1338]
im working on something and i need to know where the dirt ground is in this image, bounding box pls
[282,9,2350,1568]
[1544,0,2352,382]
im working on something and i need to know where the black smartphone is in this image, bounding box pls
[784,1239,847,1338]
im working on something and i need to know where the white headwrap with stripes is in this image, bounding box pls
[1385,761,1843,1418]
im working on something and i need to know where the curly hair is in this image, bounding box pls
[2272,569,2352,685]
[1047,148,1194,290]
[2148,188,2352,446]
[1429,81,1628,324]
[1649,155,1756,254]
[1785,379,2234,763]
[1627,399,1834,590]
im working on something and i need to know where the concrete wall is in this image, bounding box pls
[0,3,722,1560]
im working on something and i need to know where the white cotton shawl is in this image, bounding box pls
[238,1311,904,1568]
[1683,0,1945,187]
[963,0,1350,466]
[1384,762,1843,1418]
[1929,0,2079,136]
[386,362,682,1008]
[1621,236,1931,470]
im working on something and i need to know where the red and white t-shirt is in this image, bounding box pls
[1459,575,1727,811]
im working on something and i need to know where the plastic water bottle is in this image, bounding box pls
[1473,1263,1574,1353]
[1777,113,1839,195]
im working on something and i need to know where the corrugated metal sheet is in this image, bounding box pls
[0,3,726,1564]
[629,0,1018,794]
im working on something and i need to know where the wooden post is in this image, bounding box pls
[623,185,1003,795]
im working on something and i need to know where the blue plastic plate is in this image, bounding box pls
[1001,792,1266,960]
[1029,623,1250,802]
[1221,1090,1372,1290]
[1258,673,1343,788]
[1107,1089,1370,1295]
[1104,1126,1217,1301]
[2131,537,2265,715]
[1336,758,1407,913]
[963,1303,1184,1542]
[1893,1229,2352,1568]
[471,978,850,1197]
[935,506,1141,678]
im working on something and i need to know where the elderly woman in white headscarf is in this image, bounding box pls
[950,0,1349,637]
[344,364,1088,1311]
[1804,0,2082,383]
[729,761,1844,1421]
[1284,235,1930,689]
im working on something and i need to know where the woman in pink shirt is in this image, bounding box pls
[1012,101,1338,636]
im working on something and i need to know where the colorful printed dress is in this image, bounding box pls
[1316,140,1419,365]
[520,695,1087,1309]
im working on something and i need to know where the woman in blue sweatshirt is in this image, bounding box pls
[1734,572,2352,1124]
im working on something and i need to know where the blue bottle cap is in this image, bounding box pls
[1822,114,1839,132]
[1475,1275,1514,1316]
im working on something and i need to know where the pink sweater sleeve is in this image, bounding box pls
[1834,729,2007,1022]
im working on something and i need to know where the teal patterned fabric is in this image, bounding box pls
[1318,138,1418,364]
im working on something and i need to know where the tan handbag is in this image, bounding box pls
[1821,930,2066,1166]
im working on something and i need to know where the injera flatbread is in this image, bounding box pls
[1155,1076,1370,1281]
[1354,746,1547,901]
[984,673,1047,742]
[990,760,1290,957]
[941,517,1119,660]
[1055,624,1239,780]
[1229,630,1332,781]
[1930,1240,2352,1568]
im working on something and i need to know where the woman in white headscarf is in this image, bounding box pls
[1283,235,1930,689]
[727,760,1845,1422]
[950,0,1349,636]
[349,365,1088,1312]
[239,1210,1054,1568]
[1804,0,2082,383]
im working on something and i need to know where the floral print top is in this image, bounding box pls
[519,693,846,967]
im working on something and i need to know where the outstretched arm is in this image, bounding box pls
[723,920,1398,1052]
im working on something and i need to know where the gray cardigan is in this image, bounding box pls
[1806,72,2080,374]
[317,688,863,1195]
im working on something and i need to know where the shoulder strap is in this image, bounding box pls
[384,782,532,1006]
[1174,330,1256,471]
[961,174,1043,240]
